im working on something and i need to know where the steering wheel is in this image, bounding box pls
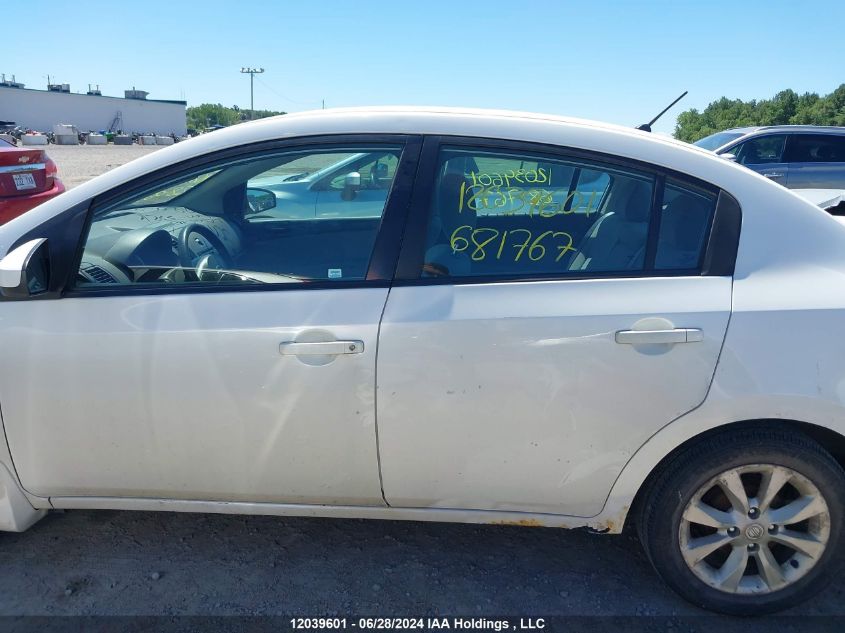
[176,224,232,277]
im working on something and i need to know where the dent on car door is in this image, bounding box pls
[0,137,419,504]
[376,140,734,517]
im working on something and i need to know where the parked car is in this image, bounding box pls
[694,125,845,189]
[2,107,845,615]
[794,188,845,215]
[0,137,65,224]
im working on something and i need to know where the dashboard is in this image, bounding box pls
[78,206,243,285]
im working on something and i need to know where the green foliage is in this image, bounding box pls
[186,103,286,132]
[674,85,845,142]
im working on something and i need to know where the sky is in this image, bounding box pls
[3,0,844,135]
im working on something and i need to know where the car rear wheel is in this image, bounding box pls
[638,427,845,615]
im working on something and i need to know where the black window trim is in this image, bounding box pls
[0,198,92,301]
[643,174,666,270]
[393,134,737,287]
[45,133,424,300]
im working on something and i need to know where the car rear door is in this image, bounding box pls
[375,137,736,517]
[785,133,845,189]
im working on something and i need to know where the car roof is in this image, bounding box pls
[725,124,845,135]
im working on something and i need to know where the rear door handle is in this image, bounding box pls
[615,328,703,344]
[279,340,364,356]
[762,172,784,179]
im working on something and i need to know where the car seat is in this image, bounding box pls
[568,179,651,272]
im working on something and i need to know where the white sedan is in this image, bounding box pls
[0,107,843,615]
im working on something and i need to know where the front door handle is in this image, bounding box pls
[762,172,784,179]
[279,340,364,356]
[615,328,703,344]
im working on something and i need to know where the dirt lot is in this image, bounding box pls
[3,145,843,624]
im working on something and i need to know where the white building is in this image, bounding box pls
[0,86,186,135]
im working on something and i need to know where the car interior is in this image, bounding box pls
[422,153,716,278]
[77,149,400,287]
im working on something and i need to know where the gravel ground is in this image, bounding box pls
[5,144,844,626]
[1,509,842,620]
[46,143,163,190]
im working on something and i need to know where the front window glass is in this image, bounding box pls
[732,135,787,165]
[326,152,398,191]
[76,145,402,287]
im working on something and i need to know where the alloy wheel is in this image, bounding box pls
[679,464,831,594]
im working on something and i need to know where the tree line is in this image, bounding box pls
[186,104,286,133]
[674,85,845,142]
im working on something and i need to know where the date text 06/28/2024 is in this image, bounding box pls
[289,617,546,630]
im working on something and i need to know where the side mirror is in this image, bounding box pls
[341,171,361,201]
[0,238,50,298]
[720,153,737,162]
[246,187,277,214]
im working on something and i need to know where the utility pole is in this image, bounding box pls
[239,67,264,119]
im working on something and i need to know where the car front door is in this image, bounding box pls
[728,134,789,185]
[376,139,734,517]
[0,137,419,505]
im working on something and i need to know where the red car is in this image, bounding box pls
[0,138,65,224]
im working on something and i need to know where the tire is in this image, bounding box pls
[637,426,845,615]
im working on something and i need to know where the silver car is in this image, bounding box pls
[694,125,845,189]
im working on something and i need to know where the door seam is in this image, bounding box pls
[373,285,392,507]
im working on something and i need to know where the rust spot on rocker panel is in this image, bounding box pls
[486,504,630,533]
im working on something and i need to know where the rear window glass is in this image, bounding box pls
[787,135,845,163]
[417,148,716,280]
[656,181,717,270]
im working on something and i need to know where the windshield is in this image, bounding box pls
[693,131,745,152]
